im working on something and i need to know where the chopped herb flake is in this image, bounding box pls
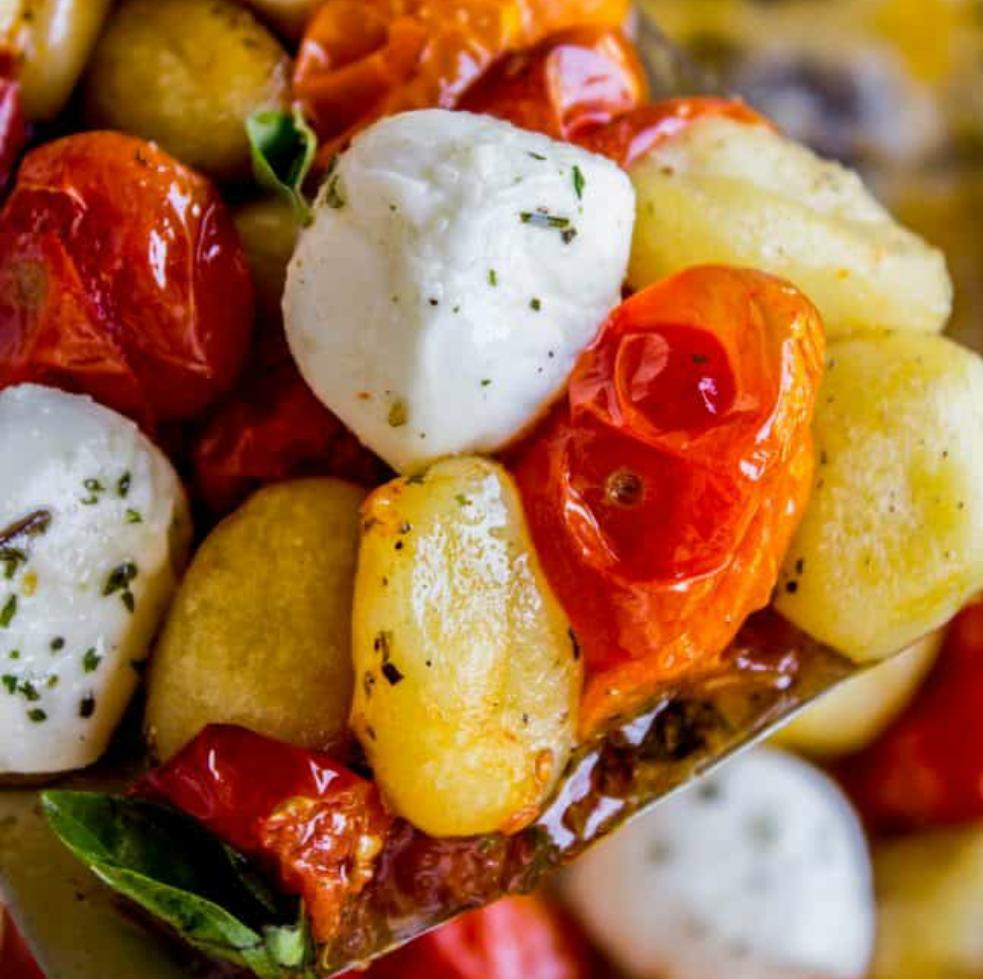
[520,209,570,230]
[527,151,547,161]
[19,680,39,702]
[488,269,498,287]
[83,648,102,673]
[480,378,492,387]
[50,637,65,651]
[455,494,471,507]
[1,675,15,694]
[79,694,96,719]
[117,472,131,497]
[103,562,138,613]
[530,297,541,311]
[572,165,585,200]
[0,594,16,628]
[27,708,46,723]
[387,398,408,428]
[0,547,25,580]
[125,509,143,524]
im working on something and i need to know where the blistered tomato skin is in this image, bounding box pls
[459,26,647,142]
[513,266,824,734]
[193,358,389,516]
[0,132,253,428]
[837,601,983,833]
[0,79,26,192]
[579,95,771,168]
[138,724,392,943]
[292,0,631,153]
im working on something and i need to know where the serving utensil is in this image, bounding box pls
[0,14,871,979]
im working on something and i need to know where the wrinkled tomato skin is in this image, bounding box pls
[357,895,591,979]
[459,26,647,142]
[138,725,392,942]
[0,79,26,193]
[193,356,390,517]
[512,266,823,735]
[837,600,983,834]
[579,95,771,168]
[292,0,631,156]
[0,132,253,427]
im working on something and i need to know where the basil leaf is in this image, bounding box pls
[246,106,318,224]
[41,791,315,978]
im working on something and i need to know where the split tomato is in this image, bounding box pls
[512,266,824,734]
[459,26,647,142]
[292,0,631,155]
[137,724,392,943]
[838,600,983,833]
[362,895,591,979]
[0,132,253,429]
[579,95,771,168]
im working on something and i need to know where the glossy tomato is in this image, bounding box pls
[459,26,646,142]
[0,132,253,428]
[137,724,392,942]
[193,355,390,516]
[579,95,771,168]
[362,895,591,979]
[512,266,824,735]
[0,78,26,192]
[837,600,983,833]
[292,0,631,157]
[0,911,45,979]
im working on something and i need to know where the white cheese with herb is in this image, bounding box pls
[0,384,190,774]
[284,108,635,473]
[562,748,875,979]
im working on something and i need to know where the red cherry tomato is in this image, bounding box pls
[0,132,253,428]
[512,266,824,735]
[362,895,591,979]
[0,79,26,193]
[193,355,390,516]
[459,26,647,142]
[579,96,771,168]
[0,911,46,979]
[837,600,983,833]
[137,725,392,943]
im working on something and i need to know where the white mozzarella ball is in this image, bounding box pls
[561,748,874,979]
[0,384,190,774]
[284,108,635,473]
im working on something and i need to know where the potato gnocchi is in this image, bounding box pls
[628,116,952,338]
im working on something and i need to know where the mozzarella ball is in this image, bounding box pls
[284,108,635,473]
[562,748,874,979]
[0,384,190,774]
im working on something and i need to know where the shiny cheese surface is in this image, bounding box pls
[562,748,875,979]
[0,384,189,774]
[284,108,635,473]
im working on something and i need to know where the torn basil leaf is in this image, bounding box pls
[41,791,316,978]
[246,106,318,224]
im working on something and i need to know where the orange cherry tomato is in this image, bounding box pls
[138,724,392,943]
[292,0,631,155]
[0,132,253,428]
[362,895,591,979]
[459,26,646,141]
[579,95,771,168]
[837,600,983,833]
[512,266,824,735]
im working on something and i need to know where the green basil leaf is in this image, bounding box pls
[246,106,318,224]
[41,791,315,979]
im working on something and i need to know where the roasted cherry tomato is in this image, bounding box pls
[512,266,824,735]
[579,95,771,168]
[0,78,26,193]
[837,600,983,833]
[361,895,590,979]
[193,355,389,516]
[459,26,646,142]
[137,724,392,942]
[292,0,631,155]
[0,132,253,428]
